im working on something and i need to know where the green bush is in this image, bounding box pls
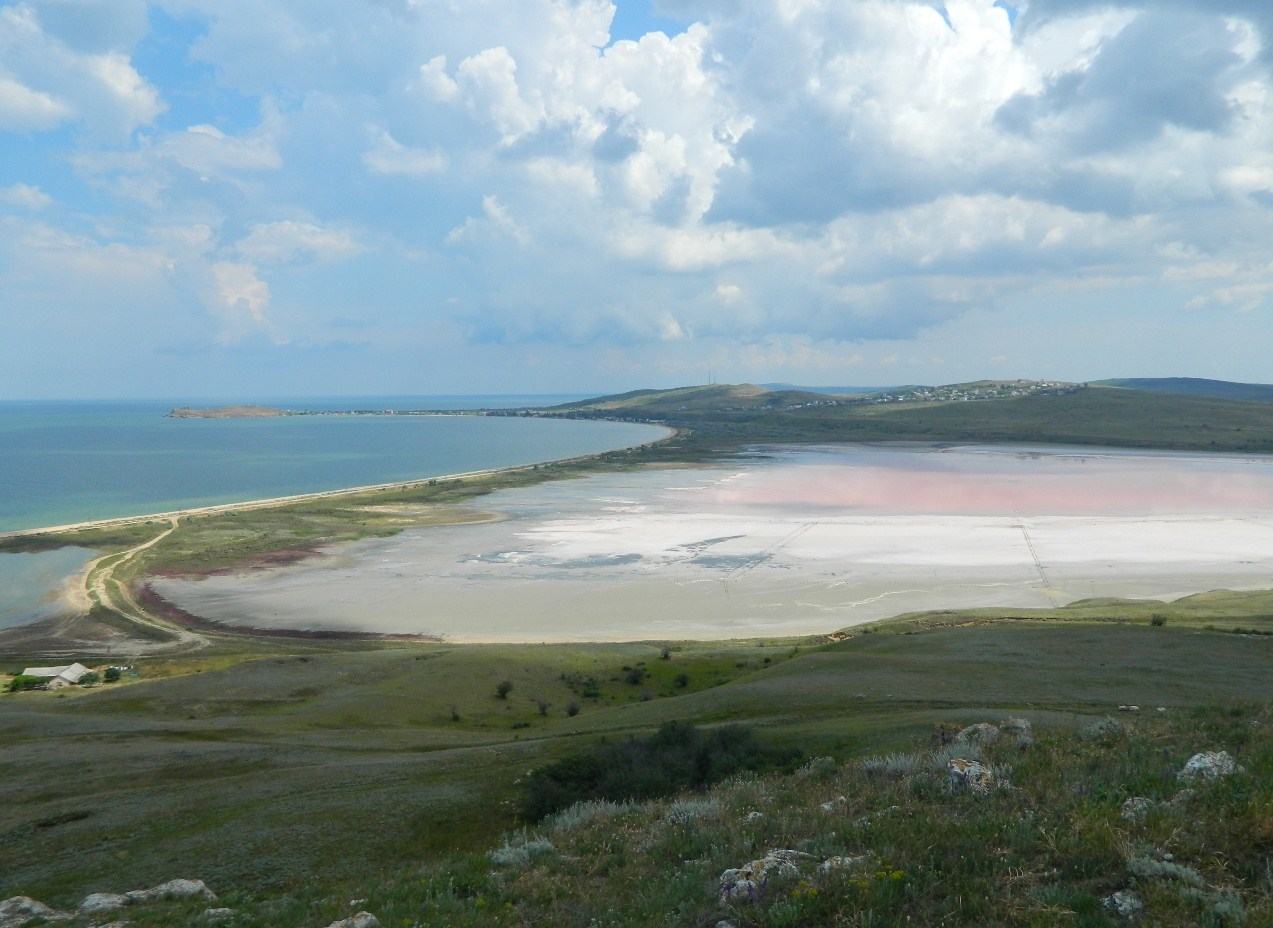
[519,721,802,821]
[6,675,47,693]
[104,667,122,683]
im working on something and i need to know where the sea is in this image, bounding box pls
[0,396,666,629]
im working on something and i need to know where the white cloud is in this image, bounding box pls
[0,5,163,138]
[0,75,72,129]
[236,220,362,264]
[211,261,279,341]
[446,195,530,245]
[6,0,1273,395]
[362,130,446,176]
[0,183,52,210]
[160,124,282,175]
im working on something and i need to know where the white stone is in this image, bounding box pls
[819,855,868,873]
[1178,751,1242,782]
[78,893,129,915]
[1104,889,1144,918]
[956,722,1000,744]
[947,757,995,795]
[719,850,811,904]
[1120,797,1154,821]
[325,913,379,928]
[0,896,66,928]
[204,908,235,920]
[819,795,847,812]
[125,879,216,904]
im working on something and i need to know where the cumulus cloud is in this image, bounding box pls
[362,130,447,176]
[5,0,1273,396]
[211,261,280,342]
[235,220,362,264]
[0,183,52,210]
[0,4,163,138]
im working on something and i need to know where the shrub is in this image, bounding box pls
[495,680,513,700]
[624,666,647,685]
[519,720,802,820]
[6,675,47,693]
[103,667,121,683]
[1150,614,1168,627]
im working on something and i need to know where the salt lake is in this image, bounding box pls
[150,443,1273,641]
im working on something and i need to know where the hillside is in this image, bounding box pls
[548,383,836,414]
[4,608,1271,925]
[539,381,1273,452]
[1096,377,1273,402]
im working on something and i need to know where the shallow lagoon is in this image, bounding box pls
[152,444,1273,641]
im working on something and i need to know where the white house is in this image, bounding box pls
[21,662,91,689]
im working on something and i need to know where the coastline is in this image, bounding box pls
[0,425,677,542]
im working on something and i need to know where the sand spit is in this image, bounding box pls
[150,444,1273,642]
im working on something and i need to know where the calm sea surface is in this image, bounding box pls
[0,396,663,532]
[0,397,663,629]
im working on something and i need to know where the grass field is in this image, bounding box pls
[3,606,1271,922]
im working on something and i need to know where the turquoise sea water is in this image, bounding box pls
[0,397,663,629]
[0,397,660,533]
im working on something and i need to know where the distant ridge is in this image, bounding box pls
[1095,377,1273,402]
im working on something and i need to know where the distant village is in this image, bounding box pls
[865,379,1084,405]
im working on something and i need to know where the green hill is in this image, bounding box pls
[542,381,1273,453]
[548,383,836,414]
[1095,377,1273,402]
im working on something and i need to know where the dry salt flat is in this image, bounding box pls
[150,444,1273,642]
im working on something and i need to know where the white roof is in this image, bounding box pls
[22,662,90,682]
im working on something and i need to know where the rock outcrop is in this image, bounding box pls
[947,757,996,794]
[1177,751,1242,782]
[324,912,380,928]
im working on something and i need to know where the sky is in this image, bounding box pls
[2,0,1272,399]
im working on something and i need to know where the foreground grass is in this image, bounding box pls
[2,618,1271,921]
[16,705,1270,927]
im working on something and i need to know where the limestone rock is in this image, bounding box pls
[125,879,217,904]
[1000,717,1034,748]
[204,908,235,920]
[79,893,129,915]
[719,850,811,904]
[0,896,66,927]
[947,757,995,795]
[324,912,380,928]
[1120,796,1155,821]
[956,722,1000,745]
[743,810,764,823]
[1104,889,1144,918]
[1178,751,1242,782]
[819,795,847,812]
[819,854,868,873]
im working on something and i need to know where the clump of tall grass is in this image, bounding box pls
[488,832,555,869]
[543,799,637,832]
[663,797,722,825]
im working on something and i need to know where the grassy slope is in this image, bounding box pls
[546,382,1273,452]
[3,612,1272,913]
[1096,376,1273,402]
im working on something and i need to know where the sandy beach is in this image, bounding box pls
[149,444,1273,642]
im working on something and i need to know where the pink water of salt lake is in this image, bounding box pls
[151,444,1273,641]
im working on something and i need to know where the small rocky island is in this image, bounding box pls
[168,405,289,419]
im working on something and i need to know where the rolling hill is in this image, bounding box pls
[540,380,1273,453]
